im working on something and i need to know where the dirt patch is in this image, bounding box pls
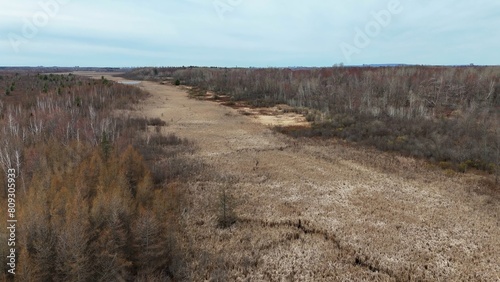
[193,89,311,128]
[236,105,310,128]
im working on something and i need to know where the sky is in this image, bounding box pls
[0,0,499,67]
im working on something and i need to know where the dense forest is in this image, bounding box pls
[0,73,193,281]
[124,66,500,175]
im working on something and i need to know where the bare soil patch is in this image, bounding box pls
[193,89,311,128]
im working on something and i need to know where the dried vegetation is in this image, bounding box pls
[0,73,196,281]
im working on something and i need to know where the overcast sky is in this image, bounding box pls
[1,0,499,67]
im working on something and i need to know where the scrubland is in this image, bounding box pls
[117,71,500,281]
[126,66,500,175]
[2,67,500,281]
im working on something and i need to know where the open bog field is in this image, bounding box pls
[79,71,500,281]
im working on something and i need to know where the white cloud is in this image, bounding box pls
[0,0,499,66]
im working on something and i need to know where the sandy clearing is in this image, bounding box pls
[81,72,500,281]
